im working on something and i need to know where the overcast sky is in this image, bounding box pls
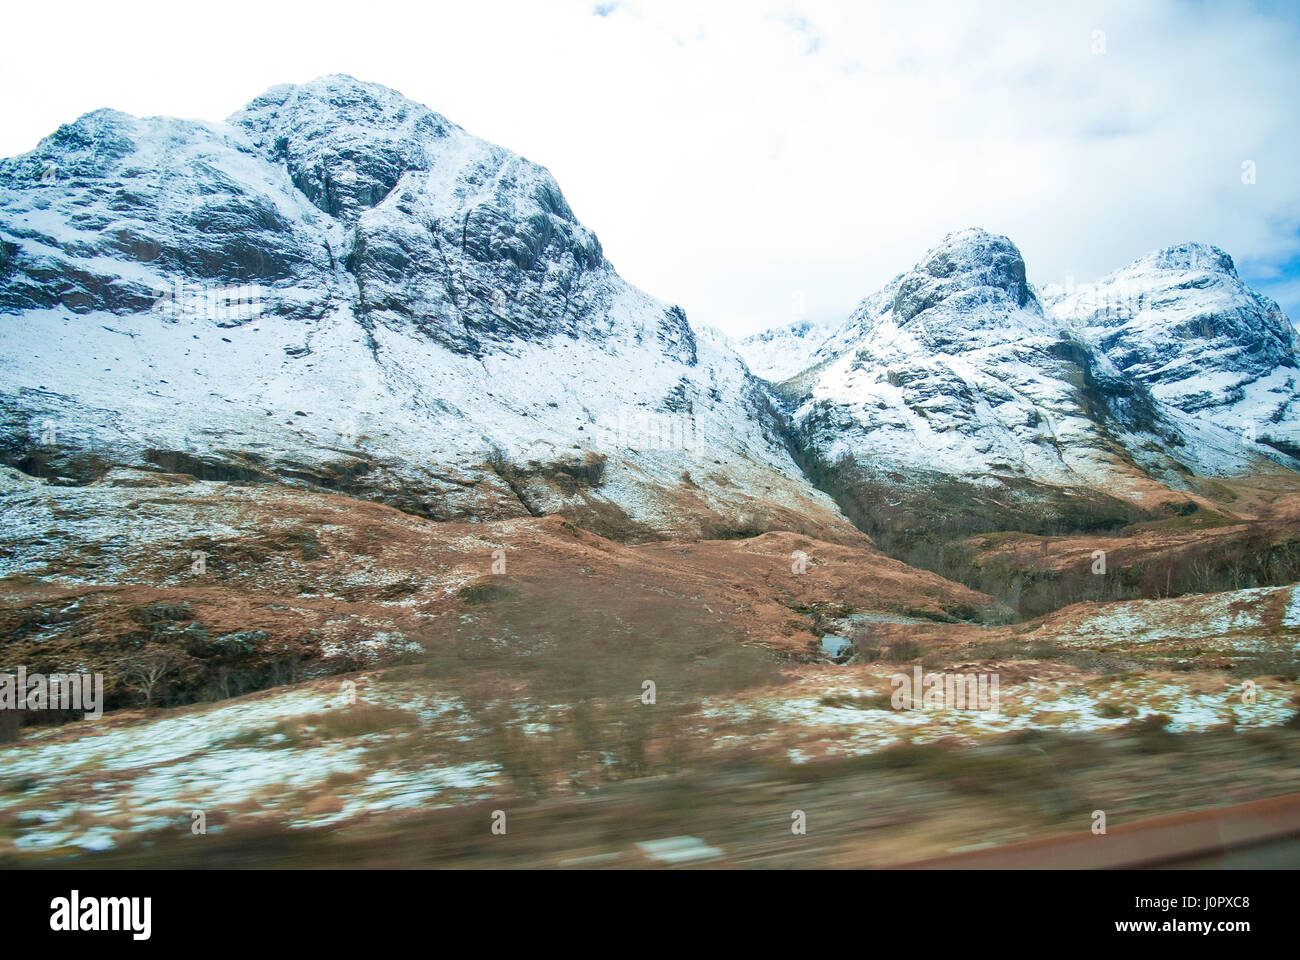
[3,0,1298,336]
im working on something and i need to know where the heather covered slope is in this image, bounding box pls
[3,539,1296,862]
[0,465,998,717]
[0,76,851,542]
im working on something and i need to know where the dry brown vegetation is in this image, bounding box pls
[929,515,1300,619]
[2,465,1298,868]
[0,471,1001,728]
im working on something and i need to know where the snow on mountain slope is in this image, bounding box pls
[739,229,1289,547]
[1042,242,1300,462]
[737,318,837,383]
[794,230,1265,482]
[0,75,855,542]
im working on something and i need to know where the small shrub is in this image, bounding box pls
[458,581,514,605]
[817,694,894,711]
[884,639,924,662]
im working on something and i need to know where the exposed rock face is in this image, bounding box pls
[891,228,1033,325]
[1043,242,1300,460]
[0,76,854,542]
[0,109,334,317]
[231,78,613,353]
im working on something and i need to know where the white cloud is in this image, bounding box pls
[1,0,1297,334]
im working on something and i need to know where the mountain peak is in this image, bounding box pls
[927,226,1015,254]
[229,76,462,225]
[1131,241,1237,278]
[1047,239,1298,460]
[233,74,442,123]
[893,227,1034,324]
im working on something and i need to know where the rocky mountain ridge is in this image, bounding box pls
[2,77,1296,554]
[1042,242,1300,461]
[0,75,852,543]
[736,228,1298,551]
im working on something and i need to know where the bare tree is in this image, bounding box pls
[122,646,185,708]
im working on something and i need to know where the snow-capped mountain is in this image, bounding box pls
[3,76,1294,552]
[0,75,853,541]
[736,229,1293,546]
[1042,242,1300,461]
